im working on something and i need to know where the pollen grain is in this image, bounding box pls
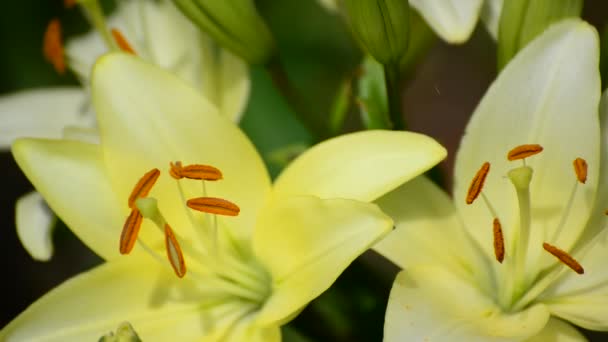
[187,197,240,216]
[507,144,543,161]
[128,168,160,208]
[111,28,137,55]
[493,218,505,263]
[43,19,65,74]
[573,158,588,184]
[120,209,143,255]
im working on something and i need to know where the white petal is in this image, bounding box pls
[373,176,490,280]
[453,20,601,263]
[525,318,587,342]
[410,0,484,43]
[384,267,550,342]
[0,88,92,149]
[15,192,55,261]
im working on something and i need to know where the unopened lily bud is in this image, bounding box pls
[172,0,275,65]
[498,0,582,69]
[98,322,142,342]
[344,0,410,65]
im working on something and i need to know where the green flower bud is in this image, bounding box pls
[344,0,410,65]
[172,0,275,65]
[497,0,582,70]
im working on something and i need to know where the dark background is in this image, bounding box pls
[1,0,607,340]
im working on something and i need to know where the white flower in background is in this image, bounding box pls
[0,0,250,261]
[319,0,503,43]
[376,20,608,341]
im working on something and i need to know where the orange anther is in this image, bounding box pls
[169,161,222,181]
[466,162,490,205]
[164,224,186,278]
[43,19,65,74]
[120,209,143,254]
[111,28,137,55]
[507,144,543,161]
[64,0,77,8]
[573,158,588,184]
[187,197,240,216]
[493,218,505,263]
[542,242,584,275]
[128,168,160,209]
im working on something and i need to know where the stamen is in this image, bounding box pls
[573,158,588,184]
[120,209,143,254]
[43,19,65,74]
[110,28,137,55]
[164,224,187,278]
[507,144,543,161]
[542,242,584,274]
[64,0,77,8]
[169,161,222,181]
[128,168,160,208]
[466,162,490,205]
[187,197,240,216]
[493,218,505,263]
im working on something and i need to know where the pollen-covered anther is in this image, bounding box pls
[120,209,143,254]
[164,224,186,278]
[573,158,588,184]
[43,18,65,74]
[128,168,160,208]
[111,28,137,55]
[507,144,544,161]
[493,218,505,263]
[542,242,584,274]
[169,161,222,181]
[187,197,240,216]
[466,162,490,205]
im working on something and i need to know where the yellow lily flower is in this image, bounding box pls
[376,20,607,340]
[0,0,249,262]
[2,53,446,341]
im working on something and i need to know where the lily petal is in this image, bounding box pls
[373,176,489,278]
[12,138,124,260]
[409,0,484,43]
[252,196,392,324]
[0,258,209,342]
[384,267,550,342]
[525,318,586,342]
[537,228,608,331]
[0,88,91,149]
[92,53,270,240]
[273,130,446,202]
[454,20,600,259]
[15,191,55,261]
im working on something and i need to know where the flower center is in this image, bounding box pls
[465,144,589,310]
[119,162,271,305]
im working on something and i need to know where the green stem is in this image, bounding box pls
[383,63,405,130]
[265,58,325,140]
[79,0,115,50]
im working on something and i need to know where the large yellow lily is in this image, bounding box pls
[2,53,445,341]
[376,20,608,340]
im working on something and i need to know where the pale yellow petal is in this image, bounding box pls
[454,20,601,262]
[274,130,446,202]
[410,0,484,43]
[12,138,124,260]
[0,88,91,149]
[15,191,55,261]
[373,176,489,281]
[0,258,209,342]
[525,318,587,342]
[92,53,270,241]
[253,196,392,324]
[384,268,550,342]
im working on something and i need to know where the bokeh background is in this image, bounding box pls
[1,0,607,340]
